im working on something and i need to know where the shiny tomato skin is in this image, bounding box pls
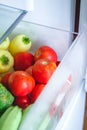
[34,46,58,63]
[14,52,34,70]
[32,59,57,84]
[25,65,33,76]
[14,95,31,109]
[31,84,45,103]
[8,71,35,96]
[1,72,12,89]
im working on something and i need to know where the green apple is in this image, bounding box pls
[9,34,32,56]
[0,37,10,50]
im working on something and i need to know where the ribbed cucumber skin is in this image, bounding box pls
[0,106,22,130]
[0,106,13,125]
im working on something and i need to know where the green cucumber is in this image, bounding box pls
[0,106,13,125]
[22,104,33,122]
[0,106,22,130]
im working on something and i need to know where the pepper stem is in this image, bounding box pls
[22,37,30,44]
[0,55,9,65]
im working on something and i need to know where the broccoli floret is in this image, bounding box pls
[0,83,14,113]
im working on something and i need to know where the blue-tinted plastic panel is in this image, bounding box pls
[0,4,27,43]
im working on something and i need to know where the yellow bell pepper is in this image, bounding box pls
[0,37,10,50]
[9,34,32,56]
[0,50,14,73]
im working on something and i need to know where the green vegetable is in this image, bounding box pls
[19,104,33,130]
[0,106,22,130]
[0,83,14,113]
[22,104,33,121]
[0,106,13,123]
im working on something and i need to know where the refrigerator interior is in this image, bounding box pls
[79,0,87,32]
[0,1,87,130]
[0,4,27,43]
[79,0,87,130]
[0,0,76,32]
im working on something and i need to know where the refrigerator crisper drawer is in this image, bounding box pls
[8,21,87,130]
[55,80,86,130]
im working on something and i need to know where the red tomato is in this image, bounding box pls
[14,95,31,109]
[8,71,35,96]
[32,59,57,84]
[34,46,58,63]
[31,84,45,103]
[14,52,34,70]
[1,72,12,89]
[56,61,60,66]
[25,65,33,76]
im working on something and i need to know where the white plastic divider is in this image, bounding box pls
[54,80,86,130]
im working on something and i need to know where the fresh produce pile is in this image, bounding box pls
[0,34,60,130]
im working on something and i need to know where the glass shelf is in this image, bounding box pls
[0,4,27,43]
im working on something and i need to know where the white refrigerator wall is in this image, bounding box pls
[24,0,76,31]
[79,0,87,32]
[0,0,76,31]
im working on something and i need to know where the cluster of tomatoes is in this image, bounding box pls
[1,45,60,109]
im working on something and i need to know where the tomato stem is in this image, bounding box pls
[22,37,30,45]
